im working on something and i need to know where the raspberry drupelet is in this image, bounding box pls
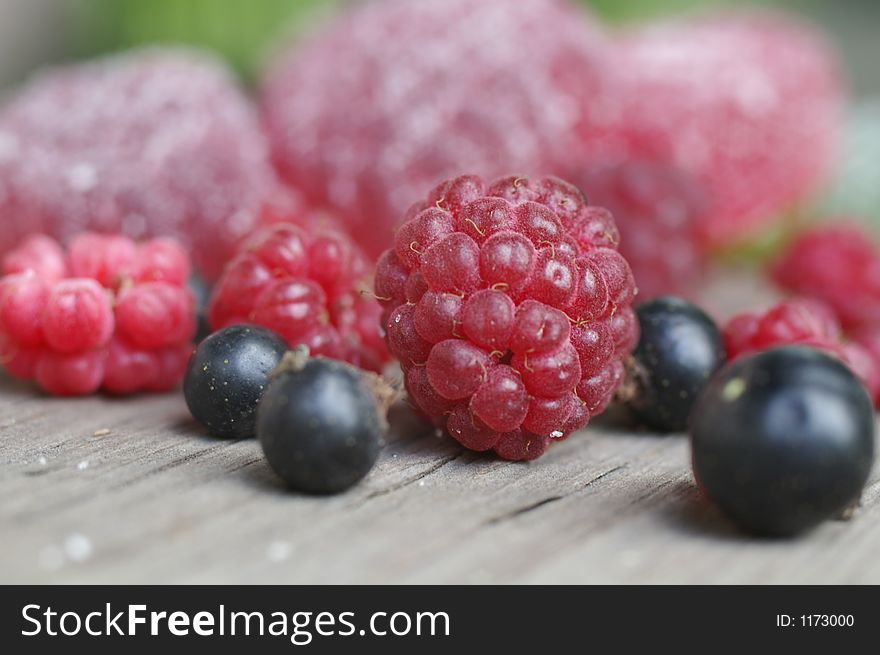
[0,233,195,395]
[375,175,639,461]
[207,220,389,373]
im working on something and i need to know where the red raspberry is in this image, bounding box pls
[208,221,389,372]
[771,224,880,331]
[722,298,839,358]
[599,12,842,249]
[0,232,196,395]
[575,159,708,299]
[0,49,282,279]
[722,297,880,404]
[262,0,612,257]
[375,174,639,461]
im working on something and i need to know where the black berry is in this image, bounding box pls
[626,296,725,432]
[184,325,288,438]
[691,346,875,536]
[257,347,389,494]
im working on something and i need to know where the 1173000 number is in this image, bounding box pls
[803,615,853,627]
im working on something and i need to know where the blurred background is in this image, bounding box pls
[0,0,878,93]
[0,0,877,298]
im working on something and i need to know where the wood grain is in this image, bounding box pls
[1,268,877,584]
[2,370,878,584]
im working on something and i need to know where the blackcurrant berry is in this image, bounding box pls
[626,296,725,432]
[691,346,875,536]
[257,347,391,494]
[184,324,288,438]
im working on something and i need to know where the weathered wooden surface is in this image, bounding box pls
[1,269,879,584]
[2,372,879,584]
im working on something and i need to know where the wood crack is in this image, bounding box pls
[227,457,263,473]
[109,440,245,489]
[357,453,461,503]
[484,495,564,524]
[483,464,627,526]
[627,475,682,506]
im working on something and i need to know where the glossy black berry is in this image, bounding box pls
[627,296,725,432]
[257,348,389,494]
[691,346,875,536]
[184,325,288,438]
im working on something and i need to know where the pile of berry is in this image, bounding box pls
[621,297,874,536]
[375,174,638,461]
[0,1,874,538]
[0,233,195,395]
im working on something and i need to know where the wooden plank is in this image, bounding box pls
[2,366,878,584]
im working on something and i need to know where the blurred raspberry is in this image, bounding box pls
[375,174,638,461]
[770,224,880,331]
[0,233,195,395]
[598,12,843,249]
[723,297,880,404]
[723,298,840,358]
[575,159,708,299]
[262,0,612,257]
[0,48,282,279]
[208,220,388,372]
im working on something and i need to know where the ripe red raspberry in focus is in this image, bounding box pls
[208,221,388,373]
[0,49,283,280]
[575,159,708,299]
[374,174,639,461]
[602,12,842,249]
[262,0,612,257]
[771,224,880,331]
[722,297,880,405]
[0,233,195,395]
